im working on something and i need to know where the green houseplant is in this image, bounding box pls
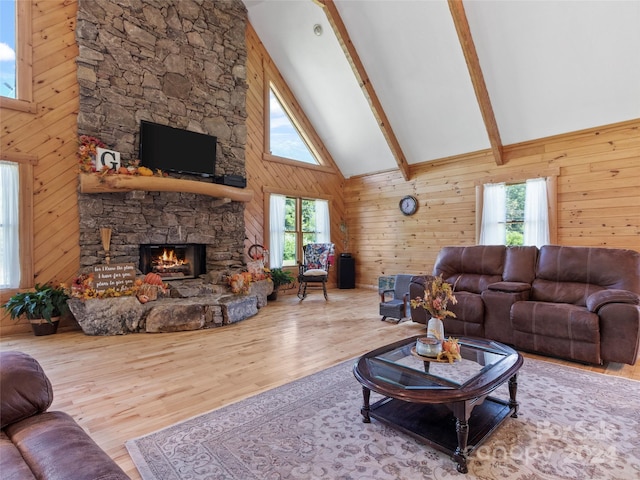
[3,283,70,336]
[268,267,295,300]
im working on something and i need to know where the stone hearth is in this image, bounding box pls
[67,279,273,335]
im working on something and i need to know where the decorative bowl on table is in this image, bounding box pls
[415,336,442,357]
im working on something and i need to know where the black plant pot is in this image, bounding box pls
[267,289,278,301]
[29,318,60,336]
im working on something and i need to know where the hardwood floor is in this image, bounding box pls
[1,287,638,479]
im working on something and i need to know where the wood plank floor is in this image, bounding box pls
[1,287,638,478]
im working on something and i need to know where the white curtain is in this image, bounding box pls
[479,182,506,245]
[269,194,286,268]
[315,199,330,243]
[524,178,550,247]
[0,161,20,289]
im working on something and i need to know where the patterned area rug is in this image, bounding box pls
[126,358,640,479]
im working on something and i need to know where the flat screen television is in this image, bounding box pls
[139,120,217,177]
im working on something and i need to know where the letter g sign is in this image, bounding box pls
[96,147,121,171]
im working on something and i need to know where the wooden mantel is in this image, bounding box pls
[78,173,254,203]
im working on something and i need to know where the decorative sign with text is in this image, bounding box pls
[92,263,136,293]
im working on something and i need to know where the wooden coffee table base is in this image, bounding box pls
[360,375,519,474]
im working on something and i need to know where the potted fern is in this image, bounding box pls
[267,268,295,300]
[3,283,70,336]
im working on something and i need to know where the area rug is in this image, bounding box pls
[126,358,640,479]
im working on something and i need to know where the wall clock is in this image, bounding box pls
[399,195,418,216]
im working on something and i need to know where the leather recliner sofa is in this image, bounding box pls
[0,350,130,480]
[409,245,640,365]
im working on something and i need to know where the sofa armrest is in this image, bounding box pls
[409,277,434,325]
[5,411,130,480]
[487,281,531,294]
[599,302,640,364]
[0,351,54,429]
[586,289,640,313]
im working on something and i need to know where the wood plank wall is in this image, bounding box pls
[244,25,347,277]
[1,0,79,334]
[345,120,640,287]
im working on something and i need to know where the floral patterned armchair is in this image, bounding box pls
[297,243,335,300]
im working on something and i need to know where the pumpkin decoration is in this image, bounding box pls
[437,337,462,363]
[143,272,164,286]
[136,272,167,303]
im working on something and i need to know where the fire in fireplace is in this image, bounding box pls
[139,244,206,280]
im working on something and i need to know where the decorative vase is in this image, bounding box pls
[426,316,445,342]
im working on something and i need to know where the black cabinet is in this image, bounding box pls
[337,254,355,289]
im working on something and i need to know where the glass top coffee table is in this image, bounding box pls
[353,336,523,473]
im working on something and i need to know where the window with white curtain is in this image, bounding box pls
[269,195,330,268]
[0,160,21,288]
[479,178,550,247]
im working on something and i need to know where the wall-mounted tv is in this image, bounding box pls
[139,120,217,177]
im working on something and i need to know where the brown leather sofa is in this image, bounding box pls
[0,351,130,480]
[410,245,640,365]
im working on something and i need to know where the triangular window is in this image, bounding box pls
[268,86,319,165]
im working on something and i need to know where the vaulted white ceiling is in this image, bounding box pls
[243,0,640,179]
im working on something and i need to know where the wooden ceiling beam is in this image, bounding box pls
[317,0,411,181]
[448,0,504,165]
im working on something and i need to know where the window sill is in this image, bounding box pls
[263,153,336,174]
[0,96,37,114]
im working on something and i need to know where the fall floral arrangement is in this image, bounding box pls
[77,135,106,173]
[67,272,167,303]
[228,272,254,294]
[410,274,458,320]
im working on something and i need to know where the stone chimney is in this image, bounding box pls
[75,0,248,279]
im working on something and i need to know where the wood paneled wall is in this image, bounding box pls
[346,120,640,287]
[244,25,347,275]
[1,1,79,334]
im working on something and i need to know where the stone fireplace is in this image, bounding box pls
[75,0,249,282]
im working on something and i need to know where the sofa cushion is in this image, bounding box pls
[533,246,640,305]
[511,301,601,363]
[433,245,505,294]
[449,292,485,325]
[511,302,599,343]
[531,279,601,307]
[503,246,538,283]
[0,351,54,429]
[0,431,37,480]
